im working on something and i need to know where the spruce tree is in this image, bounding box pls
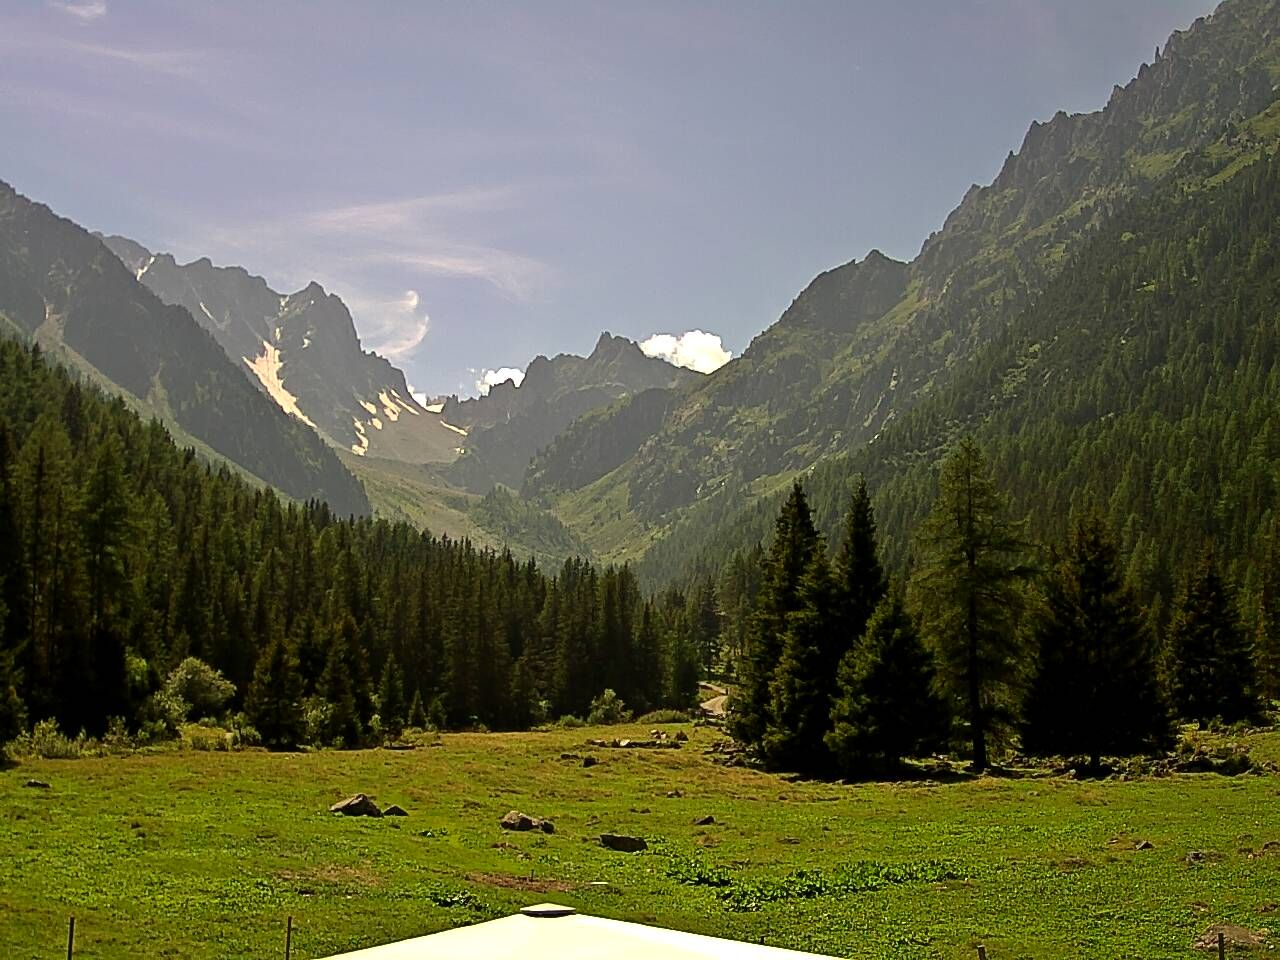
[1023,515,1170,767]
[762,551,836,773]
[826,593,945,776]
[407,687,427,729]
[833,477,888,652]
[1256,519,1280,705]
[319,627,362,747]
[1169,548,1258,725]
[911,437,1034,772]
[378,654,407,740]
[729,482,821,749]
[246,635,304,750]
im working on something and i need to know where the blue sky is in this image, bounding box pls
[1,0,1211,396]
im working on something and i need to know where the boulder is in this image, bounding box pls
[1135,839,1154,851]
[23,779,50,789]
[383,804,409,817]
[600,833,647,853]
[330,794,382,817]
[694,815,716,826]
[582,756,599,768]
[675,731,689,742]
[501,810,554,833]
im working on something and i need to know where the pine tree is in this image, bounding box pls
[730,482,821,749]
[319,626,362,747]
[911,437,1034,772]
[1169,548,1258,725]
[1256,518,1280,705]
[826,593,945,775]
[407,687,427,729]
[246,635,304,750]
[1023,515,1170,767]
[832,477,888,653]
[378,654,407,740]
[762,551,836,773]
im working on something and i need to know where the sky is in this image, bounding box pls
[1,0,1212,397]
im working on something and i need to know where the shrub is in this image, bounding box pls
[7,719,88,760]
[587,688,631,726]
[163,658,236,721]
[637,709,692,724]
[182,723,231,752]
[554,714,586,729]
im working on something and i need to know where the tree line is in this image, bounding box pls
[0,338,702,749]
[727,437,1278,776]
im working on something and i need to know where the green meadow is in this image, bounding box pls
[2,725,1278,959]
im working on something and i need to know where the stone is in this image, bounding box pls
[600,833,647,853]
[501,810,537,831]
[539,819,556,834]
[694,815,716,826]
[582,755,599,768]
[1135,840,1154,851]
[665,790,683,798]
[330,794,382,817]
[23,779,50,789]
[383,804,409,817]
[675,731,689,742]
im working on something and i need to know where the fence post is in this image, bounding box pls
[67,916,75,960]
[285,915,293,960]
[1218,931,1225,960]
[977,946,987,960]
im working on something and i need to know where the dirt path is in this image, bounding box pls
[699,682,727,717]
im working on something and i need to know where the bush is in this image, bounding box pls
[554,714,586,729]
[182,724,231,752]
[163,658,236,721]
[7,719,88,760]
[637,709,692,724]
[587,689,631,726]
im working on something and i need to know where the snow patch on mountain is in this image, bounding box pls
[243,340,316,429]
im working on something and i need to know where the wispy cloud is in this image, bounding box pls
[49,0,106,22]
[340,288,431,360]
[64,40,205,78]
[640,330,732,373]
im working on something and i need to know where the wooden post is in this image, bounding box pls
[977,946,987,960]
[285,915,293,960]
[66,916,75,960]
[1218,931,1226,960]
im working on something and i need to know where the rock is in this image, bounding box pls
[1135,840,1154,851]
[665,790,683,798]
[23,779,50,789]
[582,756,599,768]
[559,752,579,761]
[600,833,647,853]
[675,731,689,742]
[330,794,382,817]
[500,810,537,831]
[694,815,716,826]
[500,809,554,833]
[383,804,409,817]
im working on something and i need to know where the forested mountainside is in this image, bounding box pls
[439,332,698,493]
[654,130,1280,634]
[0,338,707,744]
[534,0,1280,583]
[100,236,461,465]
[0,183,369,517]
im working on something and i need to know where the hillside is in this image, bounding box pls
[534,0,1280,583]
[0,182,369,517]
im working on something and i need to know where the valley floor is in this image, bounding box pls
[2,726,1278,959]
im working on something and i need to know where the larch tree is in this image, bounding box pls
[911,437,1034,773]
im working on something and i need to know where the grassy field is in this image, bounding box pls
[2,724,1278,959]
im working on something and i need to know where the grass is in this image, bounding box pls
[3,724,1279,959]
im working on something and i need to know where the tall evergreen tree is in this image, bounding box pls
[826,593,946,775]
[729,482,821,749]
[246,635,304,750]
[378,654,407,740]
[833,477,888,652]
[319,624,362,746]
[1256,518,1280,705]
[911,437,1034,772]
[1168,548,1258,725]
[1023,515,1171,766]
[762,551,836,773]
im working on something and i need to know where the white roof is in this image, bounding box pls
[317,904,840,960]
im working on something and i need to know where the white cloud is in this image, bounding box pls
[640,330,732,374]
[49,0,106,22]
[345,288,430,359]
[475,367,525,396]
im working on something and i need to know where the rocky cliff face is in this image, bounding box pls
[1,185,370,517]
[100,237,462,464]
